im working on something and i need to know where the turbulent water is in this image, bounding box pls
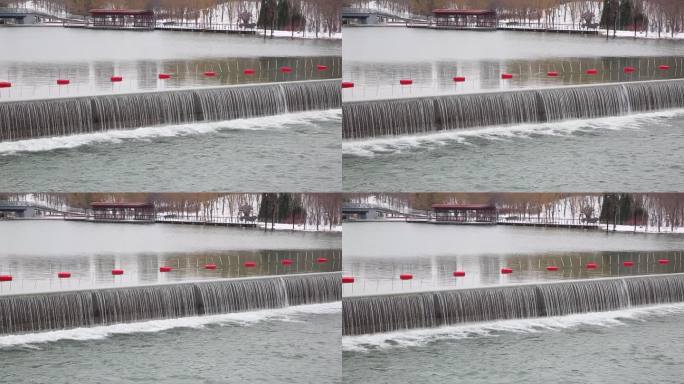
[0,272,340,334]
[0,80,340,141]
[342,273,684,335]
[342,79,684,139]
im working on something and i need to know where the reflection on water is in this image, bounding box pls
[343,250,684,296]
[343,223,684,295]
[0,249,341,295]
[0,56,341,100]
[343,56,684,101]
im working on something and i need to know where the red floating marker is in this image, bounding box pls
[0,275,12,282]
[585,69,598,75]
[159,266,172,272]
[279,66,293,73]
[111,269,124,275]
[56,79,70,85]
[399,273,413,280]
[57,272,71,278]
[399,79,413,85]
[546,266,559,271]
[243,68,255,75]
[547,71,559,77]
[244,261,257,268]
[204,264,217,270]
[316,64,328,71]
[342,276,355,284]
[659,65,670,70]
[623,261,634,267]
[158,73,171,79]
[501,73,513,79]
[453,271,466,277]
[586,263,598,269]
[110,76,123,82]
[453,76,466,82]
[658,259,670,265]
[0,81,12,88]
[501,268,513,274]
[316,257,328,263]
[341,81,354,88]
[203,71,216,77]
[281,259,293,266]
[623,66,636,73]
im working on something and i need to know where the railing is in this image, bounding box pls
[497,217,599,226]
[498,22,598,32]
[156,215,257,225]
[155,22,255,33]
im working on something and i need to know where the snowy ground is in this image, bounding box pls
[600,29,684,40]
[256,222,342,232]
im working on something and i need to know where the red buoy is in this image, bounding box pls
[501,267,513,274]
[56,79,70,85]
[623,261,634,267]
[586,263,598,269]
[244,261,257,268]
[204,264,217,270]
[158,73,171,79]
[243,68,255,75]
[546,266,559,271]
[658,259,670,265]
[623,66,636,73]
[57,272,71,278]
[110,76,123,82]
[0,81,12,88]
[281,259,293,266]
[399,79,413,85]
[316,257,328,263]
[547,71,559,77]
[399,273,413,280]
[453,271,466,277]
[341,81,354,88]
[0,275,12,282]
[501,73,513,79]
[342,276,355,283]
[279,66,293,73]
[111,269,124,275]
[203,71,216,77]
[159,266,172,272]
[453,76,466,82]
[659,65,670,70]
[316,64,328,71]
[585,69,598,75]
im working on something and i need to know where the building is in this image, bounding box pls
[90,202,155,222]
[342,203,404,221]
[430,203,497,224]
[432,9,498,30]
[89,9,155,30]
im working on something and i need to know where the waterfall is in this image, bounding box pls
[0,80,341,142]
[342,273,684,335]
[342,79,684,139]
[0,272,341,335]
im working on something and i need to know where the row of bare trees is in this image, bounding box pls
[346,193,684,231]
[1,193,342,230]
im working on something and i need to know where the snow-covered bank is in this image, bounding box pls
[256,222,341,232]
[600,29,684,40]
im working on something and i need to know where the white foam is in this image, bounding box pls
[0,109,341,155]
[342,109,684,157]
[0,301,340,347]
[342,303,684,352]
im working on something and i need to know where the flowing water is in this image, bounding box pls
[0,109,341,191]
[343,303,684,383]
[1,302,341,383]
[343,109,684,191]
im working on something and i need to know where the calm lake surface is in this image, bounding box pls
[0,28,341,100]
[343,222,684,295]
[1,302,341,383]
[0,220,341,294]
